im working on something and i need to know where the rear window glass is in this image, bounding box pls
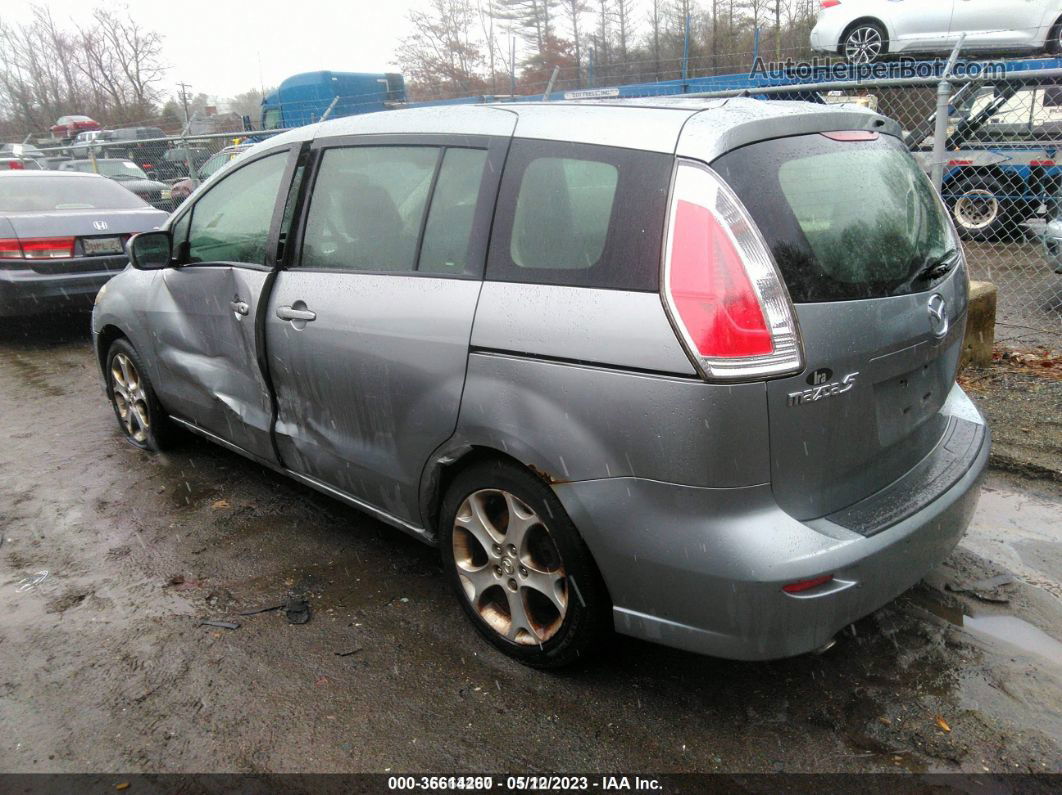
[0,176,148,211]
[712,133,955,302]
[487,139,671,291]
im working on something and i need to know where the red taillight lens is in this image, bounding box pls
[783,575,834,594]
[662,161,802,380]
[7,160,25,170]
[669,200,773,357]
[19,237,76,259]
[0,238,22,258]
[821,0,841,8]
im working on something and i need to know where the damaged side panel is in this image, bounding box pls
[445,351,770,489]
[148,265,276,462]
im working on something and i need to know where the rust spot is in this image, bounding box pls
[527,464,565,485]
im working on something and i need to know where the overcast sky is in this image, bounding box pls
[4,0,423,100]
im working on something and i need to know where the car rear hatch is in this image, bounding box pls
[669,126,968,522]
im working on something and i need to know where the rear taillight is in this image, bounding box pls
[662,160,802,380]
[821,0,841,8]
[18,237,76,259]
[7,160,24,170]
[0,238,22,258]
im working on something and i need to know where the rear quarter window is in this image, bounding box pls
[487,139,671,291]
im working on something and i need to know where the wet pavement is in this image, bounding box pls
[0,314,1059,774]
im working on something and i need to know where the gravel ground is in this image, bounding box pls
[0,314,1059,774]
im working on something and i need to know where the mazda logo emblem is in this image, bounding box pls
[927,294,948,338]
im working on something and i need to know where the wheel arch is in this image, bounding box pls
[837,17,891,53]
[95,323,129,379]
[418,444,562,542]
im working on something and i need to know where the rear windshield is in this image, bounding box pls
[0,176,148,212]
[712,133,955,302]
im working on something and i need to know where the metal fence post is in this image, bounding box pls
[931,34,966,194]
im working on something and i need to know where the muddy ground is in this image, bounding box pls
[0,314,1060,774]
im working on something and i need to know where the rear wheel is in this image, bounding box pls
[948,175,1010,241]
[843,22,887,64]
[106,338,172,451]
[439,460,611,669]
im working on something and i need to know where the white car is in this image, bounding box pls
[811,0,1062,63]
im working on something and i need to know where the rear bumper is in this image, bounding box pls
[554,384,990,661]
[0,261,121,316]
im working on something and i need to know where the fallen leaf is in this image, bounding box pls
[935,715,951,733]
[211,499,231,510]
[116,784,130,792]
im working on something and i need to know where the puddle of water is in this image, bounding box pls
[914,590,1062,663]
[962,615,1062,663]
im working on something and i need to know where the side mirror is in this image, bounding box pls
[128,231,172,270]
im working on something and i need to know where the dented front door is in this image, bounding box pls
[147,148,297,462]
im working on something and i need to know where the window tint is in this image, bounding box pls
[487,140,672,291]
[187,152,287,265]
[418,148,487,274]
[301,146,439,272]
[712,133,955,302]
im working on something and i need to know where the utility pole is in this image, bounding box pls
[176,82,193,124]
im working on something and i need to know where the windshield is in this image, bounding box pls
[0,175,149,211]
[712,132,956,302]
[69,160,148,180]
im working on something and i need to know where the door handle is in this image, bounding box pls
[275,305,317,322]
[230,300,249,316]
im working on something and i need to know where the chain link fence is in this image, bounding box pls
[9,64,1060,346]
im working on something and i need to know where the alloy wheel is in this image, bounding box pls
[451,488,568,645]
[844,27,884,64]
[110,352,150,444]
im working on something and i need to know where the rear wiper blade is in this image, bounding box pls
[914,248,960,281]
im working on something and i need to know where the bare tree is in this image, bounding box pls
[396,0,487,99]
[560,0,588,86]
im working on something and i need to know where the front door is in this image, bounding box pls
[891,0,956,50]
[266,137,508,524]
[148,148,296,462]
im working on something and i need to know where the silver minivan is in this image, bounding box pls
[92,99,990,668]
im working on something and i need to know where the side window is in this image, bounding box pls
[486,140,672,291]
[300,146,439,272]
[511,158,617,270]
[187,152,287,265]
[418,148,488,275]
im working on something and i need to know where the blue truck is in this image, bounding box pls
[261,71,405,130]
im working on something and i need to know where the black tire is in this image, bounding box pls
[438,459,612,669]
[105,338,174,451]
[947,175,1011,241]
[842,21,888,64]
[1047,20,1062,54]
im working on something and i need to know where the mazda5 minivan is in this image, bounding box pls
[93,99,989,668]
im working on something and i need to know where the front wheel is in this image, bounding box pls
[843,22,887,64]
[439,460,612,669]
[106,338,173,451]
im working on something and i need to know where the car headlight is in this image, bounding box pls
[94,282,108,305]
